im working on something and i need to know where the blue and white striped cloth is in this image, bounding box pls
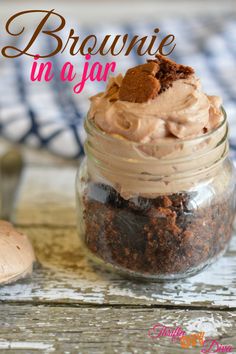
[0,15,236,159]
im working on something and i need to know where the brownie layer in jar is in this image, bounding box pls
[82,182,235,278]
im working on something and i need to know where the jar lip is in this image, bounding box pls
[85,107,227,147]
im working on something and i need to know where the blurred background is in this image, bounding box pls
[0,0,236,160]
[1,0,236,24]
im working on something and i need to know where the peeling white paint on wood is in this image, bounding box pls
[184,313,236,337]
[0,341,55,351]
[0,306,235,354]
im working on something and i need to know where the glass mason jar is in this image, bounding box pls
[76,110,236,280]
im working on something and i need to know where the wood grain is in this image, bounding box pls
[0,305,235,354]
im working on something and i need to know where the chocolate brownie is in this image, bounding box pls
[82,182,234,278]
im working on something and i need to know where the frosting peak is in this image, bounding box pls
[87,57,226,199]
[88,74,223,142]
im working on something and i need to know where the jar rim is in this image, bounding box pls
[85,107,227,148]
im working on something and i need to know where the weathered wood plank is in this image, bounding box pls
[0,305,235,354]
[0,140,77,167]
[15,167,77,226]
[0,227,235,308]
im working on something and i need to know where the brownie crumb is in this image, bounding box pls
[82,182,234,277]
[119,55,194,103]
[151,55,194,93]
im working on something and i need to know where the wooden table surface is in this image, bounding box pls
[0,144,235,354]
